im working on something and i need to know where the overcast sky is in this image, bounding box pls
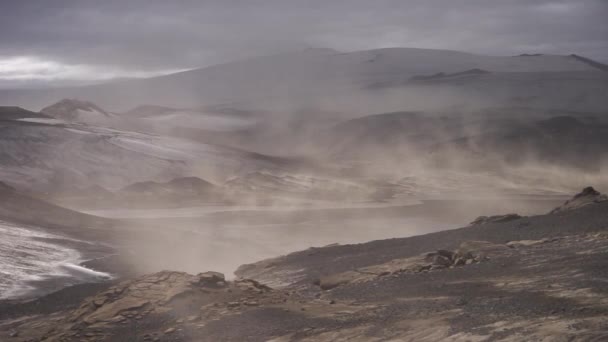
[1,0,607,87]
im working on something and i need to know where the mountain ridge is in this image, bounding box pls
[0,47,604,112]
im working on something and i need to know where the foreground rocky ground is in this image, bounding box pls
[1,188,608,341]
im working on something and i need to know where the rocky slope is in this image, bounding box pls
[2,188,607,341]
[550,186,608,213]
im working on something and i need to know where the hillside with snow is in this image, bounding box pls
[0,107,290,193]
[0,48,606,114]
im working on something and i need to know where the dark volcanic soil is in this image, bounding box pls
[0,194,607,341]
[236,200,608,287]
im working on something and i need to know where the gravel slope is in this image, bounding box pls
[1,191,607,341]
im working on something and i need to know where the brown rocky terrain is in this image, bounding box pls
[1,188,608,341]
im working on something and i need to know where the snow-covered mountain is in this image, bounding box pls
[0,107,290,193]
[1,48,606,114]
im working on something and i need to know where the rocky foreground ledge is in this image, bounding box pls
[2,188,608,341]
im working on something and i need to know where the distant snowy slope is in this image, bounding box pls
[0,115,288,192]
[0,48,604,111]
[41,99,115,125]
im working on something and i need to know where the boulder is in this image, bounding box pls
[432,255,452,267]
[194,271,226,287]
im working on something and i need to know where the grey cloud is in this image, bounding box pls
[0,0,606,83]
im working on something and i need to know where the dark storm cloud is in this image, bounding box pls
[0,0,607,82]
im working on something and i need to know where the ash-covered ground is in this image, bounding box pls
[0,188,606,341]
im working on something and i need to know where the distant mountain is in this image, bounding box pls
[223,171,387,202]
[41,99,115,124]
[0,48,605,114]
[430,116,608,171]
[319,108,542,161]
[321,111,456,160]
[53,177,223,209]
[120,176,216,197]
[309,109,608,195]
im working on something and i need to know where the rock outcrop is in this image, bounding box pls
[550,186,608,214]
[470,213,522,225]
[3,271,279,341]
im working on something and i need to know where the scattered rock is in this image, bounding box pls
[316,240,507,290]
[319,271,361,290]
